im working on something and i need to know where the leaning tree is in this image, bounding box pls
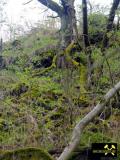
[103,0,120,48]
[37,0,78,48]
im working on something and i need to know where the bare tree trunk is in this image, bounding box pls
[0,38,3,69]
[0,38,3,53]
[37,0,77,48]
[82,0,93,88]
[58,81,120,160]
[103,0,120,48]
[106,0,120,32]
[82,0,89,47]
[60,0,77,48]
[116,15,120,30]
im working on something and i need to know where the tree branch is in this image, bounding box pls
[47,15,59,18]
[39,8,49,15]
[22,0,33,5]
[37,0,63,16]
[58,81,120,160]
[106,0,120,32]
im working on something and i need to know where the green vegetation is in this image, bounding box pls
[0,148,53,160]
[88,13,107,34]
[0,17,120,160]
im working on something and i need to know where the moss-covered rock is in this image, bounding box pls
[0,148,54,160]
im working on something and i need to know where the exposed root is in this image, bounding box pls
[32,42,80,76]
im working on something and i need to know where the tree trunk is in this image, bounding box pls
[99,0,120,79]
[60,11,74,48]
[58,81,120,160]
[82,0,93,88]
[60,0,77,48]
[0,38,3,53]
[37,0,78,68]
[117,15,120,30]
[103,0,120,48]
[106,0,120,32]
[37,0,77,49]
[82,0,89,47]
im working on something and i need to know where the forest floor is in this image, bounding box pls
[0,28,120,160]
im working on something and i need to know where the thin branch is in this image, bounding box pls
[22,0,33,5]
[47,15,59,18]
[39,8,49,14]
[104,54,115,87]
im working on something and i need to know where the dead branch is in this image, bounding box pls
[22,0,33,5]
[58,81,120,160]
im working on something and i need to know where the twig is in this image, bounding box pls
[22,0,33,5]
[47,15,59,18]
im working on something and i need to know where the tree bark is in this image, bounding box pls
[37,0,63,16]
[106,0,120,32]
[58,81,120,160]
[82,0,89,47]
[82,0,93,88]
[60,0,77,48]
[0,38,3,53]
[37,0,77,48]
[116,15,120,30]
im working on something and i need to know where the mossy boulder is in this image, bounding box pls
[0,147,54,160]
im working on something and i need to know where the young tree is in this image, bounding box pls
[37,0,78,48]
[82,0,93,88]
[82,0,89,47]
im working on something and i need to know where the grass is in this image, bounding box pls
[0,27,120,160]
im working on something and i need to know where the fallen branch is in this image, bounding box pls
[58,81,120,160]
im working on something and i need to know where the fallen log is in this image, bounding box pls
[58,81,120,160]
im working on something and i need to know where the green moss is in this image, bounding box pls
[79,64,87,92]
[0,148,54,160]
[118,143,120,159]
[79,130,111,149]
[0,118,12,131]
[1,24,120,156]
[10,82,28,97]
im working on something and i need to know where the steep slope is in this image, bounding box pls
[0,28,120,159]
